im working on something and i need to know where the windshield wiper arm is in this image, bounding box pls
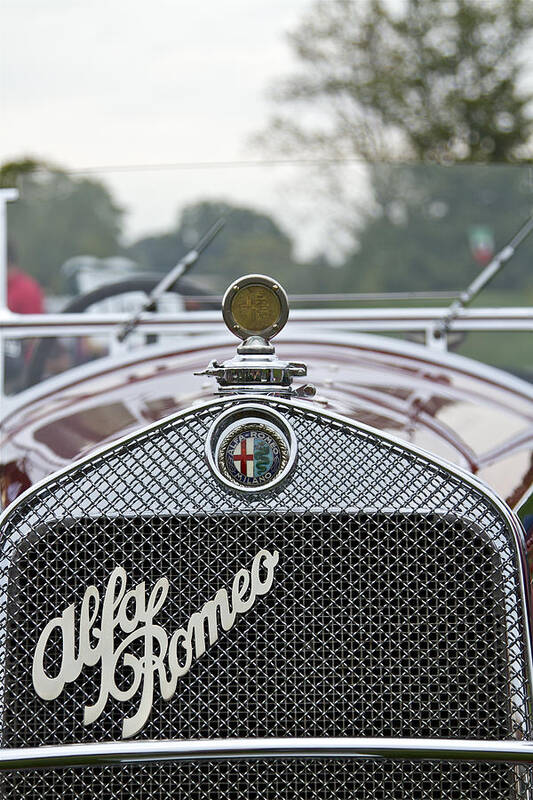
[435,213,533,341]
[117,217,225,343]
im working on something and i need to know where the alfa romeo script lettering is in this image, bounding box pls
[32,548,279,739]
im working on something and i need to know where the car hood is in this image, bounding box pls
[1,332,532,509]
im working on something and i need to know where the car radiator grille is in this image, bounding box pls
[0,760,530,800]
[0,396,530,798]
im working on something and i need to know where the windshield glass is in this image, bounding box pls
[2,161,532,394]
[3,0,533,396]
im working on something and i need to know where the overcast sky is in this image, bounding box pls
[2,0,356,256]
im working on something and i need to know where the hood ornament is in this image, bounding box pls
[197,274,312,396]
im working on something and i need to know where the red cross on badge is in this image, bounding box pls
[233,438,254,476]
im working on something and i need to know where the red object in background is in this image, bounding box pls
[468,225,495,267]
[7,267,44,314]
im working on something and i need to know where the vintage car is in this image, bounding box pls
[0,191,532,797]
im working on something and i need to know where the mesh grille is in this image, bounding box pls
[0,759,529,800]
[0,513,518,744]
[0,396,530,798]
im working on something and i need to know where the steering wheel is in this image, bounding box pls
[24,275,215,388]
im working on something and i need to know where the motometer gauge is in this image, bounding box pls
[222,274,289,341]
[197,274,309,397]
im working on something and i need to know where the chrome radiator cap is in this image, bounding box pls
[196,274,310,396]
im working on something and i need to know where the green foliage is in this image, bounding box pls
[128,200,299,292]
[128,164,533,297]
[4,160,531,304]
[455,330,533,382]
[340,164,533,291]
[4,161,123,293]
[126,230,185,275]
[261,0,533,162]
[0,158,41,188]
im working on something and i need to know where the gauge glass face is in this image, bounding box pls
[230,284,281,334]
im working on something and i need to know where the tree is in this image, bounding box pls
[261,0,533,163]
[3,159,123,293]
[0,158,41,188]
[340,163,533,292]
[128,200,303,293]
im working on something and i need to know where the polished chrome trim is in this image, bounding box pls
[205,404,298,494]
[1,307,531,396]
[1,393,532,737]
[2,737,533,770]
[2,327,532,424]
[1,307,532,337]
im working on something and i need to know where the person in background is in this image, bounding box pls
[5,241,44,390]
[7,241,43,314]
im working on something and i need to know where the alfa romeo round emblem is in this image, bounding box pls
[221,426,284,486]
[206,405,297,493]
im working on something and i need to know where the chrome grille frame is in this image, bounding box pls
[0,394,532,795]
[4,737,533,768]
[2,742,533,800]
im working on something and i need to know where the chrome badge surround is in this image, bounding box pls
[206,404,297,493]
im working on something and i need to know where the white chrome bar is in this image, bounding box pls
[0,308,531,338]
[1,738,533,770]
